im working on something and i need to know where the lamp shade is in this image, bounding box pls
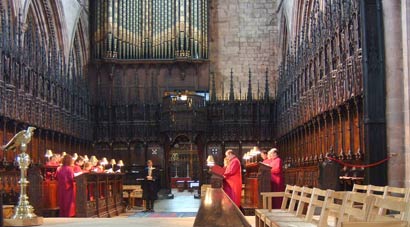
[110,159,116,165]
[206,155,215,166]
[45,149,53,158]
[90,155,98,165]
[117,160,124,166]
[253,146,260,154]
[83,155,89,162]
[61,152,67,157]
[101,157,108,165]
[72,153,78,160]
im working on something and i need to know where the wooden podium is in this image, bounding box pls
[244,162,271,211]
[257,162,272,208]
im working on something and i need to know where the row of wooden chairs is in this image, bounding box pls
[255,184,410,227]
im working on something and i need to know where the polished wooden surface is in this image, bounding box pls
[75,173,124,217]
[42,180,58,209]
[243,163,271,210]
[194,188,251,227]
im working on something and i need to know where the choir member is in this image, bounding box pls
[223,150,242,207]
[55,154,76,217]
[266,148,285,208]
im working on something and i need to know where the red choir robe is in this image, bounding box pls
[73,165,82,174]
[267,157,285,208]
[56,166,76,217]
[223,156,242,207]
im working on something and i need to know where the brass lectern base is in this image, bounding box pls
[4,217,44,226]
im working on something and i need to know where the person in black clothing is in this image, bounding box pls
[318,152,341,191]
[142,160,159,212]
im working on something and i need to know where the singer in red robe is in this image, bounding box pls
[223,150,242,207]
[266,148,285,208]
[56,154,76,217]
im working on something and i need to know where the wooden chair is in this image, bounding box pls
[319,191,346,227]
[267,188,332,227]
[367,195,410,223]
[340,193,410,227]
[257,186,304,227]
[380,186,410,217]
[264,187,314,226]
[255,184,295,227]
[336,192,375,227]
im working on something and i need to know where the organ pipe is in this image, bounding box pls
[91,0,208,60]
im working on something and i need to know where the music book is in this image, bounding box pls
[211,165,225,177]
[258,162,272,169]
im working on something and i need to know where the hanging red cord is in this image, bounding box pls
[327,156,390,168]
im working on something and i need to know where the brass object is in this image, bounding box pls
[12,143,37,219]
[2,126,43,225]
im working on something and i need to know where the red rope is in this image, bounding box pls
[327,156,390,168]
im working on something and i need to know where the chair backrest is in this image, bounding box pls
[295,186,313,217]
[379,186,410,216]
[384,186,410,201]
[367,185,386,197]
[287,185,304,214]
[336,192,375,227]
[261,184,294,211]
[280,184,295,210]
[304,188,330,224]
[352,184,368,193]
[368,195,410,222]
[319,190,345,227]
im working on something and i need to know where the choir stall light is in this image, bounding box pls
[45,149,53,161]
[206,155,215,167]
[117,160,124,173]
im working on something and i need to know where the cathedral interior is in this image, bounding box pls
[0,0,410,224]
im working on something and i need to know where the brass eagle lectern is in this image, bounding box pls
[2,126,43,226]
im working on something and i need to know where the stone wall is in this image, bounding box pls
[209,0,280,100]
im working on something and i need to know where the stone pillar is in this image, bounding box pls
[383,0,405,187]
[401,0,410,187]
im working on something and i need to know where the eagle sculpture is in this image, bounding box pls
[2,126,36,152]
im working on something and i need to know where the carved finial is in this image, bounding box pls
[247,68,252,102]
[229,68,234,101]
[221,80,224,101]
[239,82,242,100]
[264,68,269,101]
[211,71,217,102]
[257,80,260,100]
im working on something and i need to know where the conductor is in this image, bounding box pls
[141,160,159,212]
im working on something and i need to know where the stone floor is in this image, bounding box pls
[37,189,255,227]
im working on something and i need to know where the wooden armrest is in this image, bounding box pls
[260,192,284,198]
[260,192,285,209]
[341,221,408,227]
